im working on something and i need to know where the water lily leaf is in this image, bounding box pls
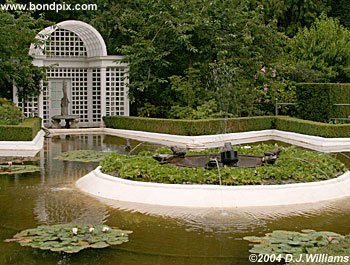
[5,223,132,254]
[90,242,109,248]
[244,230,345,257]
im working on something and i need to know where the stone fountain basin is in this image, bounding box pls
[168,154,263,168]
[76,167,350,208]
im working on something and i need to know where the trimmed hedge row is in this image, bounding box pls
[0,118,42,141]
[275,116,350,138]
[103,116,274,136]
[103,115,350,138]
[296,83,350,122]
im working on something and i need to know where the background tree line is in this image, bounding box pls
[2,0,350,118]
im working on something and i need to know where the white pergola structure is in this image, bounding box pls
[14,20,129,127]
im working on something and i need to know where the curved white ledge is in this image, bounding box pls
[0,130,45,157]
[49,128,350,153]
[76,167,350,208]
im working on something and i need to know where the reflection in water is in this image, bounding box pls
[0,135,349,265]
[97,195,350,234]
[34,188,109,225]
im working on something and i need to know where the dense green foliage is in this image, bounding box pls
[0,117,41,141]
[2,1,350,119]
[288,15,350,82]
[5,224,132,254]
[296,83,350,122]
[103,116,274,136]
[256,0,332,36]
[100,144,346,185]
[245,230,345,259]
[104,115,350,138]
[0,10,47,99]
[0,98,22,125]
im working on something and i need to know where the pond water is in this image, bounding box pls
[0,135,350,265]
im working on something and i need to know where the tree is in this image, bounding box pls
[330,0,350,28]
[255,0,332,36]
[287,14,350,82]
[89,0,285,117]
[0,10,48,99]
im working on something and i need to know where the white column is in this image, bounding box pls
[100,67,107,124]
[87,68,93,126]
[38,81,44,126]
[124,66,130,116]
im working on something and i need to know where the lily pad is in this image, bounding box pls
[55,150,112,163]
[5,224,132,254]
[0,165,40,175]
[244,230,345,259]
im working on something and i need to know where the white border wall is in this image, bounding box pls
[49,128,350,153]
[0,130,45,157]
[76,167,350,208]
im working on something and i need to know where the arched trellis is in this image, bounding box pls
[16,20,129,128]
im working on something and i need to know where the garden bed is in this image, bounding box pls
[100,144,346,186]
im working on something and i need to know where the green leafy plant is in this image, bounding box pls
[244,230,345,259]
[0,98,22,125]
[4,224,132,254]
[100,144,346,186]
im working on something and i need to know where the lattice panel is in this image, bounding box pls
[45,28,87,57]
[45,68,89,124]
[92,69,101,122]
[18,96,39,118]
[106,67,125,116]
[42,80,49,123]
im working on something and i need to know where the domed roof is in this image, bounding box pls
[30,20,107,58]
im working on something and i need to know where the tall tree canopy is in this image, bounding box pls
[0,10,47,99]
[89,0,285,117]
[288,15,350,82]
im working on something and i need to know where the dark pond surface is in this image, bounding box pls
[0,135,349,265]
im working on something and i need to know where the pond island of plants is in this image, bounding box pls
[98,144,346,186]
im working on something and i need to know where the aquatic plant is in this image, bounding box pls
[0,164,40,175]
[289,235,350,265]
[101,144,346,185]
[55,150,112,163]
[244,230,345,258]
[4,224,132,253]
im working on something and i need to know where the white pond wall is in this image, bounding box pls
[0,130,45,157]
[76,167,350,208]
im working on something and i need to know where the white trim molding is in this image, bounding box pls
[0,130,45,157]
[49,128,350,153]
[76,167,350,208]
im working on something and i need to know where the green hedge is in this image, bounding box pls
[0,118,42,141]
[103,115,350,138]
[275,116,350,138]
[103,116,274,136]
[296,83,350,122]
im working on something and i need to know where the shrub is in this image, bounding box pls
[103,115,350,138]
[0,117,41,141]
[296,83,350,122]
[103,116,274,136]
[0,98,22,125]
[275,116,350,138]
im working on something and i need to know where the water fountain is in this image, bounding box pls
[152,142,283,169]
